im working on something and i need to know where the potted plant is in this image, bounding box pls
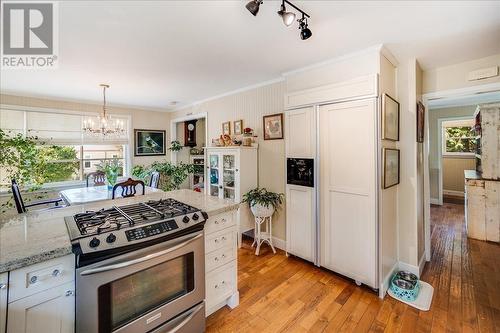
[98,159,122,189]
[169,140,183,152]
[242,188,284,217]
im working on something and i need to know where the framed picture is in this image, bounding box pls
[383,148,400,189]
[134,129,166,156]
[382,94,400,141]
[263,113,284,140]
[233,120,243,135]
[222,121,231,135]
[416,101,425,143]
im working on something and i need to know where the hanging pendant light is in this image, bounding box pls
[82,84,125,137]
[277,1,296,27]
[299,16,312,40]
[246,0,263,16]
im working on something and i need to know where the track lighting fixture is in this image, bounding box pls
[277,1,296,27]
[245,0,312,40]
[299,15,312,40]
[245,0,263,16]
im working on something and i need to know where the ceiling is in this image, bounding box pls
[1,1,500,111]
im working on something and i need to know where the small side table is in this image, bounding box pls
[252,215,276,255]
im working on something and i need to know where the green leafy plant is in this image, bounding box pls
[169,140,183,152]
[242,188,284,210]
[97,159,123,187]
[132,161,194,191]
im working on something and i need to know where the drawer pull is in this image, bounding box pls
[0,283,7,290]
[221,236,227,241]
[214,281,226,289]
[214,220,219,225]
[214,257,219,262]
[52,269,61,277]
[214,238,219,243]
[29,276,38,285]
[65,290,74,297]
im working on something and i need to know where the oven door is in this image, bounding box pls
[76,230,205,333]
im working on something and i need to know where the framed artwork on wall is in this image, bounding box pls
[233,120,243,135]
[382,93,400,141]
[134,129,166,156]
[416,101,425,143]
[222,121,231,135]
[263,113,284,140]
[383,148,400,189]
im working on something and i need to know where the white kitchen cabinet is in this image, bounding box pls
[204,210,239,316]
[285,107,315,158]
[0,273,7,333]
[7,281,74,333]
[286,185,315,262]
[205,146,258,247]
[206,146,257,202]
[319,99,378,288]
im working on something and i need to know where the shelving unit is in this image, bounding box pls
[190,155,205,192]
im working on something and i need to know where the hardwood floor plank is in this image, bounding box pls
[206,203,499,333]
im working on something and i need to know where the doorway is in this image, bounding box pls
[422,87,500,261]
[170,113,208,191]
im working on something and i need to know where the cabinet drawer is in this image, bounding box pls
[9,255,75,303]
[206,261,237,308]
[205,246,236,273]
[205,211,235,234]
[205,228,236,254]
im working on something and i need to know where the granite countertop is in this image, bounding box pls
[464,170,482,180]
[0,189,239,273]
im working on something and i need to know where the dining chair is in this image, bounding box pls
[86,171,106,187]
[149,171,160,189]
[112,178,145,199]
[11,179,65,214]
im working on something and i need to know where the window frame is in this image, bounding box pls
[0,104,132,188]
[441,119,476,157]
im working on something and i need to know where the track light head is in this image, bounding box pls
[246,0,263,16]
[277,2,296,27]
[299,18,312,40]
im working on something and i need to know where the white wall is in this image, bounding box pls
[423,54,500,94]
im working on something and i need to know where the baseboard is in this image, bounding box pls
[398,261,420,278]
[380,261,399,298]
[418,254,427,276]
[430,198,440,205]
[443,190,465,197]
[272,237,286,251]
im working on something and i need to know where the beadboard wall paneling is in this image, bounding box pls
[0,94,171,168]
[170,82,287,239]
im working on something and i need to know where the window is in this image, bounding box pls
[39,145,126,183]
[442,120,476,156]
[0,106,130,187]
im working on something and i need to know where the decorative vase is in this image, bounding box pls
[106,171,118,190]
[250,203,275,217]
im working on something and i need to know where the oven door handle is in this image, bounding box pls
[80,232,203,276]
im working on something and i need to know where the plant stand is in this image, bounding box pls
[251,215,276,255]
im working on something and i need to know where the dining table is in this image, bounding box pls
[59,184,163,206]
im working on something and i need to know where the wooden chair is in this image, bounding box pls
[11,179,65,214]
[149,171,160,189]
[86,171,106,187]
[112,178,145,199]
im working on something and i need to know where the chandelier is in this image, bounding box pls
[83,84,125,137]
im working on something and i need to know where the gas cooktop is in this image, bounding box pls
[65,198,207,254]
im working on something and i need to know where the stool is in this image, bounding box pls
[251,215,276,255]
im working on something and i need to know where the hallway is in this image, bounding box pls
[206,203,500,332]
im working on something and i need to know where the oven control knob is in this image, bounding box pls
[106,233,116,244]
[89,237,100,248]
[182,216,190,223]
[192,213,199,221]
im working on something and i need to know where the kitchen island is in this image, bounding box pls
[0,189,240,333]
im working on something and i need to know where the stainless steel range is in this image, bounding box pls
[65,198,208,333]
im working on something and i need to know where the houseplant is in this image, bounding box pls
[169,140,183,152]
[132,161,194,191]
[98,158,122,189]
[242,188,284,217]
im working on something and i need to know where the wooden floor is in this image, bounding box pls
[206,203,500,332]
